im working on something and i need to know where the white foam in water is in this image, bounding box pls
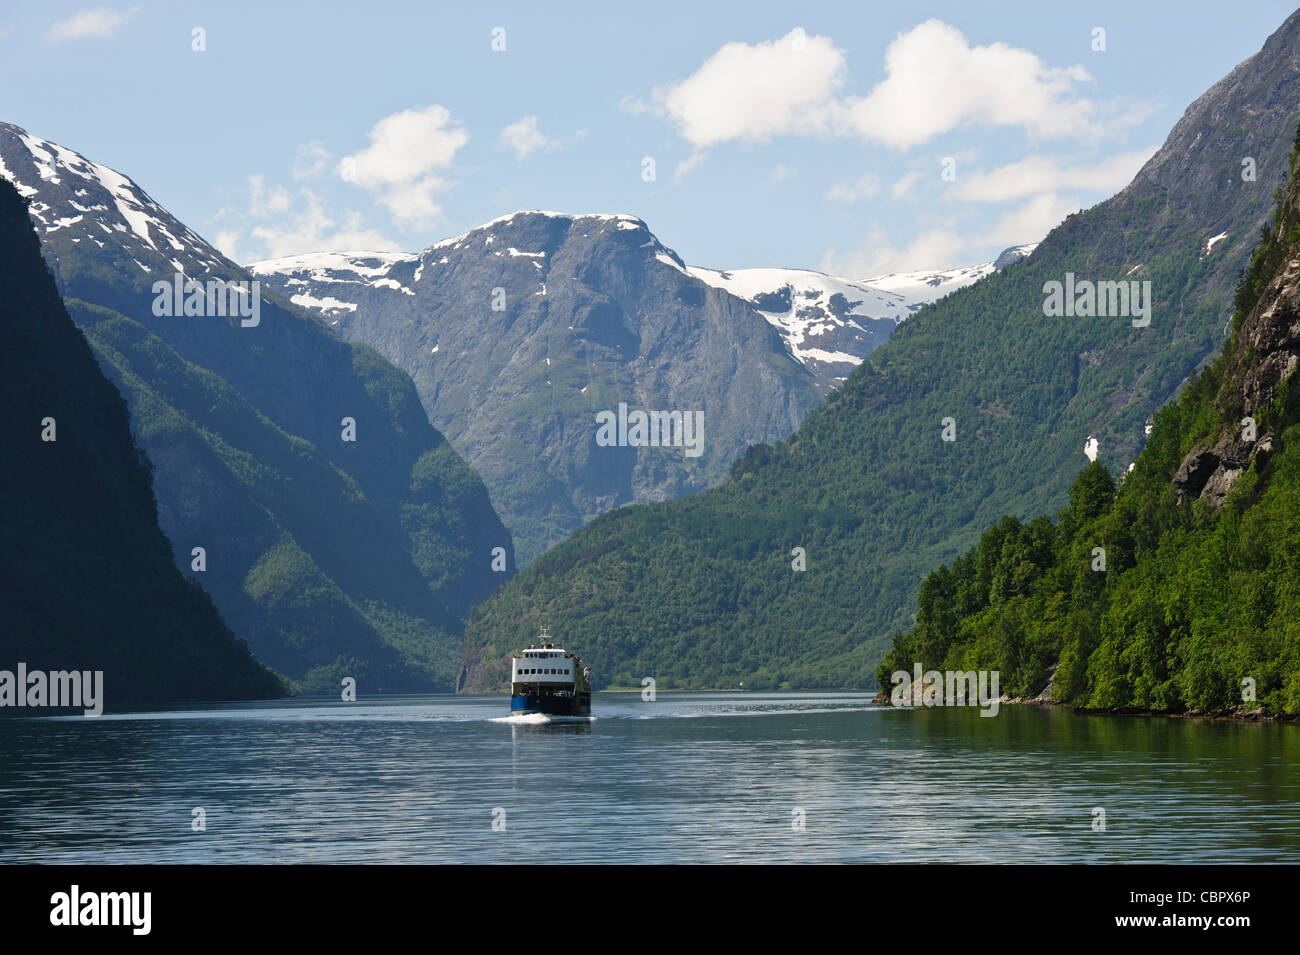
[488,712,596,724]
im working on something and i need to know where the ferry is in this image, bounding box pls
[509,628,591,716]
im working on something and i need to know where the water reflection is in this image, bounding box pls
[0,693,1295,863]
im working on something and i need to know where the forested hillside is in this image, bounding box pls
[880,125,1300,716]
[0,178,284,706]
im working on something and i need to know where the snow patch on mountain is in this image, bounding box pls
[250,208,1035,384]
[0,122,227,275]
[686,246,1035,379]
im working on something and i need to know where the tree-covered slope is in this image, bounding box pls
[461,11,1300,692]
[879,122,1300,716]
[0,123,514,693]
[0,178,284,707]
[66,296,474,691]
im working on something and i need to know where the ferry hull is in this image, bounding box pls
[510,692,591,717]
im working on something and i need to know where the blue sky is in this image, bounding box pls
[1,1,1295,275]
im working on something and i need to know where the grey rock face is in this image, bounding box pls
[253,214,1009,563]
[255,213,826,564]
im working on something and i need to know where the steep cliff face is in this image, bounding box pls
[1175,141,1300,506]
[0,124,513,692]
[255,212,825,564]
[0,177,283,706]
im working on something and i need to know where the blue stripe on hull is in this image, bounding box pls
[510,693,591,716]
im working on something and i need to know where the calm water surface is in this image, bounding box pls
[1,693,1296,863]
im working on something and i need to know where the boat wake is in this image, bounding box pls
[488,712,596,724]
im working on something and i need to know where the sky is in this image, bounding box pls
[1,0,1295,276]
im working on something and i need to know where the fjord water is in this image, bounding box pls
[1,693,1296,864]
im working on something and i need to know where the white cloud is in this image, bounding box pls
[953,148,1157,202]
[819,190,1082,280]
[618,94,660,117]
[249,191,400,259]
[46,5,139,41]
[825,172,880,203]
[339,105,468,228]
[650,21,1144,153]
[842,20,1105,149]
[675,151,707,182]
[212,181,398,264]
[890,170,921,200]
[500,116,552,161]
[247,174,290,216]
[819,223,967,278]
[770,165,792,185]
[975,191,1081,249]
[214,230,242,263]
[292,140,332,180]
[657,28,846,149]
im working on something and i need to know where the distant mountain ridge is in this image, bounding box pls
[684,250,1032,384]
[253,227,1028,390]
[252,212,1027,563]
[0,122,513,693]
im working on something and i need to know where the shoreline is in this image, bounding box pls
[869,688,1298,723]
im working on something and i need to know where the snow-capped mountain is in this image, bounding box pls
[0,122,513,692]
[253,218,1033,389]
[250,212,1031,563]
[253,211,829,563]
[0,122,234,282]
[685,255,1032,382]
